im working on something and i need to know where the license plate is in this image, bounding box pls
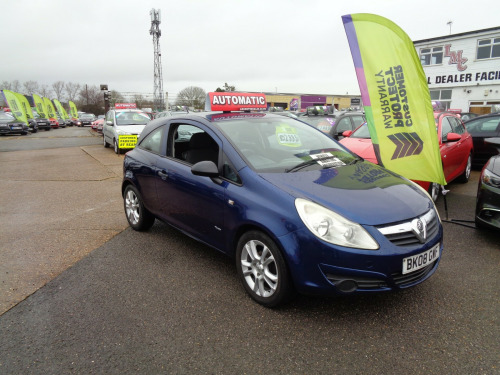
[402,243,440,274]
[12,126,21,129]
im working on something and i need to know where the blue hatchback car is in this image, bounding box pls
[122,93,443,307]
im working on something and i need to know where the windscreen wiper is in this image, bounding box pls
[285,159,319,173]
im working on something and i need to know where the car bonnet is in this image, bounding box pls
[260,162,432,226]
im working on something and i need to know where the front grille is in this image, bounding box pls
[377,209,439,247]
[392,262,435,286]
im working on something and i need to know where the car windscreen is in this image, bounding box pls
[217,116,359,173]
[350,123,371,139]
[116,111,151,125]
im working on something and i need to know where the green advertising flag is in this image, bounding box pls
[1,90,28,124]
[342,13,446,185]
[15,93,34,120]
[53,99,69,119]
[33,94,48,118]
[69,101,78,118]
[43,97,57,119]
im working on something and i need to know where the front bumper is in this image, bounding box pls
[276,212,443,296]
[0,125,29,134]
[476,182,500,229]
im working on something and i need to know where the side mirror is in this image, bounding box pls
[342,130,353,137]
[446,133,461,142]
[106,120,113,126]
[191,161,222,184]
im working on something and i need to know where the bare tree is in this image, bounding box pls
[1,81,12,90]
[11,80,22,92]
[215,82,236,92]
[176,86,206,110]
[134,94,146,108]
[65,82,81,102]
[52,81,65,100]
[110,90,125,106]
[39,84,53,98]
[23,80,40,95]
[78,84,105,114]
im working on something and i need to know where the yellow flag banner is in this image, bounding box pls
[33,94,48,118]
[1,90,28,124]
[342,13,446,185]
[69,101,78,119]
[54,99,69,119]
[43,97,57,119]
[15,93,34,120]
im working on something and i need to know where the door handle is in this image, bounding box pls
[158,170,168,179]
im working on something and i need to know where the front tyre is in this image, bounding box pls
[236,231,294,307]
[114,139,122,154]
[123,185,155,231]
[428,182,440,202]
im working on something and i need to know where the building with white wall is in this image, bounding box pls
[414,26,500,115]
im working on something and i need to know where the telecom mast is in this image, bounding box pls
[150,9,165,112]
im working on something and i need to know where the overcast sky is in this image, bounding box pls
[1,0,498,101]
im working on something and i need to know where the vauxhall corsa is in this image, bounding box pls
[121,92,443,307]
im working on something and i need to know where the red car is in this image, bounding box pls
[49,117,59,129]
[339,112,473,201]
[91,118,104,132]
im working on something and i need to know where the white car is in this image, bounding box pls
[102,109,151,154]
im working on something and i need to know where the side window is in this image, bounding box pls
[222,153,242,184]
[466,118,500,134]
[336,118,352,133]
[441,117,453,142]
[169,124,219,165]
[139,126,164,154]
[451,117,464,135]
[420,46,443,66]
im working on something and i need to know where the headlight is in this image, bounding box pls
[116,129,129,135]
[295,198,379,250]
[483,168,500,188]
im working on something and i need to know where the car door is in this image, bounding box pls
[103,110,114,144]
[450,116,472,176]
[439,115,461,180]
[466,116,500,166]
[154,121,226,249]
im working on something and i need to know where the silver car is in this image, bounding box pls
[102,109,151,154]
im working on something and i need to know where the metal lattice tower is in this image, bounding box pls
[150,9,165,112]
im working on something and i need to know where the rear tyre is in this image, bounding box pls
[458,154,472,183]
[103,136,110,148]
[123,185,155,231]
[236,231,294,307]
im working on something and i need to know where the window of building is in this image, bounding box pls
[476,37,500,60]
[420,46,443,66]
[430,89,452,110]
